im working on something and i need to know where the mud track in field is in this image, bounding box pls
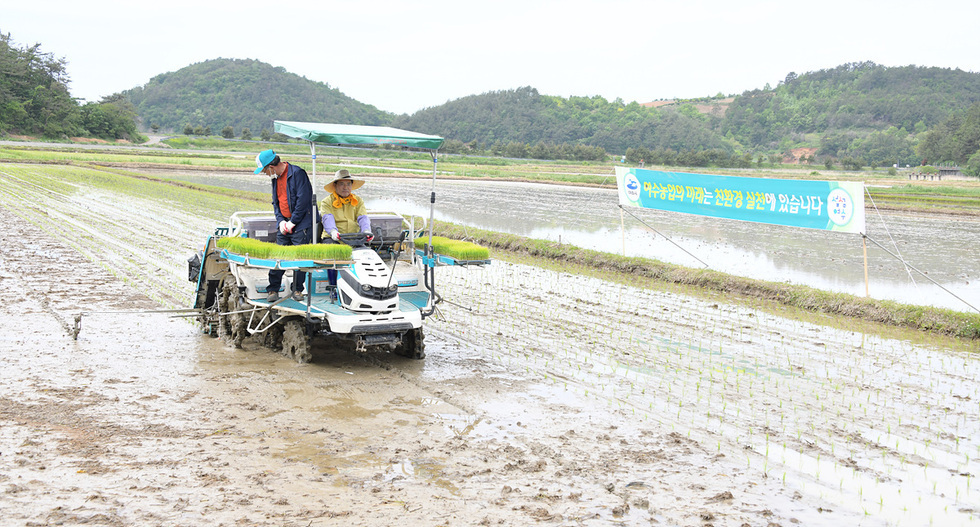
[1,162,977,526]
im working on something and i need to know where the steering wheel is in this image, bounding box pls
[338,232,368,247]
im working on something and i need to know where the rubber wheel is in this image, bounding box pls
[262,323,284,350]
[200,305,220,338]
[282,319,312,363]
[197,279,220,338]
[219,279,247,349]
[212,277,233,337]
[217,279,234,342]
[394,327,425,360]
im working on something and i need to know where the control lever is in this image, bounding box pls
[385,231,409,289]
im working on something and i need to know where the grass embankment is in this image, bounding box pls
[865,185,980,215]
[432,221,980,340]
[0,146,250,169]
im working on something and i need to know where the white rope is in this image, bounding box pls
[591,168,710,268]
[865,187,917,286]
[862,233,979,314]
[619,205,710,268]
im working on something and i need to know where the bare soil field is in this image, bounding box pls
[1,162,977,526]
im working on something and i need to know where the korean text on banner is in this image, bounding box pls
[615,167,865,234]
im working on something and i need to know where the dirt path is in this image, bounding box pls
[2,161,977,526]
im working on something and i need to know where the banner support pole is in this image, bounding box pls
[620,207,626,256]
[862,234,869,297]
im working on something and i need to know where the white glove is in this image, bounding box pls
[329,230,340,242]
[278,220,288,234]
[284,221,295,234]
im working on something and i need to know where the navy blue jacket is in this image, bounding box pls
[271,163,315,232]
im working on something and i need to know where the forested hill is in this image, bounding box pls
[5,27,977,171]
[121,58,392,135]
[390,63,980,165]
[722,62,980,148]
[119,58,980,170]
[390,87,730,155]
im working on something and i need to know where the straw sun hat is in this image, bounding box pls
[324,169,365,193]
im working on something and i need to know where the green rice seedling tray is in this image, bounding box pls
[217,236,352,269]
[415,236,491,266]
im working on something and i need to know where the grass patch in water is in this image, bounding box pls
[217,236,351,261]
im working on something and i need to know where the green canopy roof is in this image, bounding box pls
[274,121,444,150]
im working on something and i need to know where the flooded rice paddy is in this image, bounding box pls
[1,162,978,526]
[445,261,979,525]
[157,167,980,313]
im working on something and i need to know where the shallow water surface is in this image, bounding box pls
[162,169,980,311]
[4,164,977,526]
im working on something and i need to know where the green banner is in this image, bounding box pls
[616,167,865,234]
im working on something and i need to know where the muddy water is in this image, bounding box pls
[158,169,980,312]
[0,210,798,526]
[441,260,980,526]
[4,162,979,526]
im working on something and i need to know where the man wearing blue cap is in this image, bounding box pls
[254,149,314,302]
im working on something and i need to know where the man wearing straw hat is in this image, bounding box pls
[254,149,314,302]
[321,169,373,241]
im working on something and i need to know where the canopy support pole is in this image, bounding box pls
[422,151,439,318]
[426,151,437,251]
[308,140,319,242]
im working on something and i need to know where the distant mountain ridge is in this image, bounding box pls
[390,86,730,154]
[123,58,980,168]
[722,62,980,146]
[121,58,392,134]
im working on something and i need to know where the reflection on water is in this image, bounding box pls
[159,169,980,311]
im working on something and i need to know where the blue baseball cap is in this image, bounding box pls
[254,149,276,174]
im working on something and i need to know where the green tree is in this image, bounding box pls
[441,138,465,154]
[503,141,528,158]
[840,156,864,170]
[0,32,83,137]
[221,125,234,139]
[240,127,251,140]
[83,95,143,141]
[915,103,980,165]
[846,128,917,166]
[183,123,193,135]
[964,151,980,177]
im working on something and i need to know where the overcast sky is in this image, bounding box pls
[5,0,979,115]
